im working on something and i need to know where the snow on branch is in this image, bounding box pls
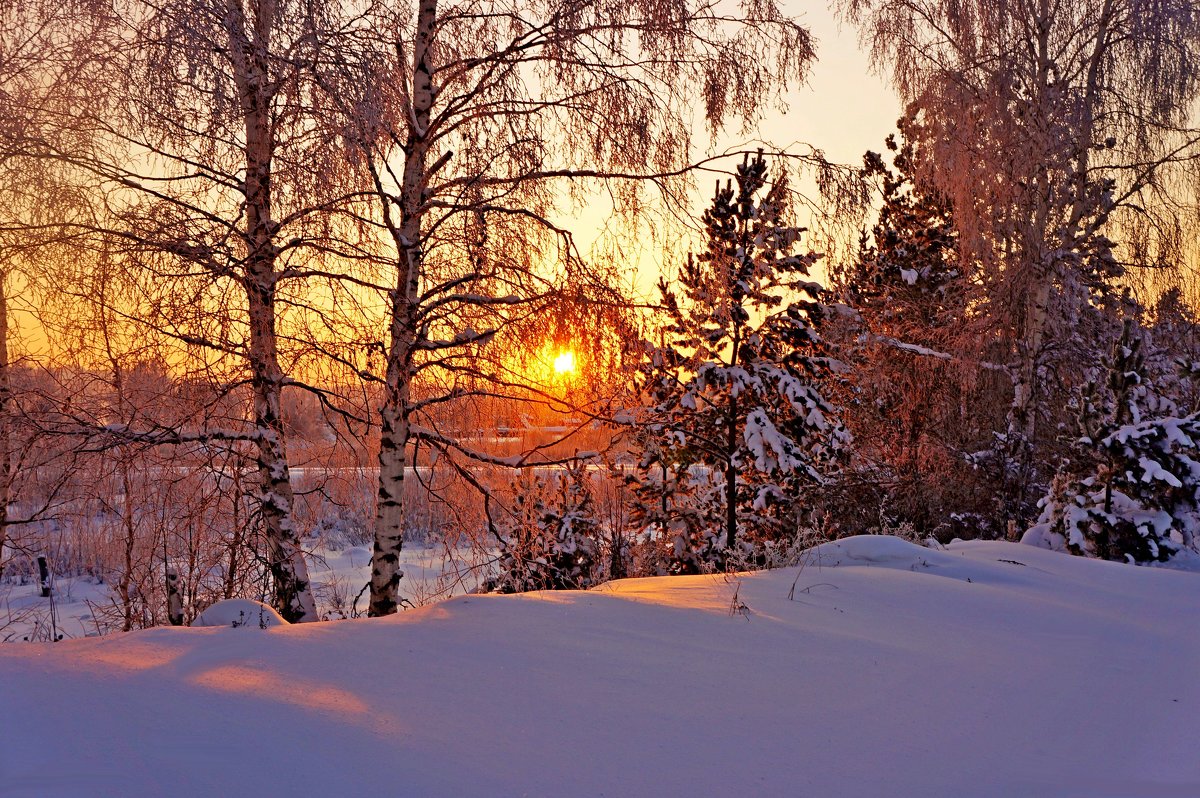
[414,327,498,351]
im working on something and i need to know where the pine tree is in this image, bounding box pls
[843,0,1200,531]
[488,463,601,593]
[630,152,847,570]
[621,437,724,575]
[1031,320,1200,562]
[850,129,964,337]
[834,120,1129,539]
[1147,287,1200,413]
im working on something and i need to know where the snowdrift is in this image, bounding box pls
[1,536,1197,797]
[191,598,288,629]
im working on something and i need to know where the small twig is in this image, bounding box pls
[728,582,751,620]
[795,582,839,596]
[351,581,370,618]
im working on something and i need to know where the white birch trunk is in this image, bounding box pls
[1008,276,1052,446]
[166,566,184,626]
[368,0,438,616]
[229,0,316,623]
[1006,0,1112,464]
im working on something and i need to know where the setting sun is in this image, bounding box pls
[553,350,576,374]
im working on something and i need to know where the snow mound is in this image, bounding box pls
[3,539,1197,797]
[191,599,288,629]
[795,534,1060,589]
[802,534,950,567]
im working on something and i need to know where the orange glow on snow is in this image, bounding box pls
[74,641,184,672]
[190,665,392,730]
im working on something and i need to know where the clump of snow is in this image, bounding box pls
[1020,523,1066,552]
[191,599,288,629]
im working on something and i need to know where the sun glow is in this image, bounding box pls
[552,350,576,374]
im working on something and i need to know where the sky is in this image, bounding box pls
[569,1,904,297]
[761,2,900,167]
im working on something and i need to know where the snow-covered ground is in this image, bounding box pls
[1,536,1197,797]
[0,543,482,641]
[0,574,109,642]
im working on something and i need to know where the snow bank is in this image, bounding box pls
[803,532,946,566]
[191,599,288,629]
[1,537,1197,797]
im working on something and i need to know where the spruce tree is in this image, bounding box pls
[850,129,964,336]
[1032,319,1200,562]
[630,152,847,570]
[831,125,983,536]
[622,436,724,575]
[1147,287,1200,413]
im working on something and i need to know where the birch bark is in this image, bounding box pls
[228,0,316,622]
[368,0,438,616]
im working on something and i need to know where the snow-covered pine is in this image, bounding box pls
[849,127,964,330]
[487,463,601,593]
[1146,287,1200,413]
[1031,319,1200,562]
[630,152,848,570]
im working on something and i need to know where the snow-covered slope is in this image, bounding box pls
[2,537,1197,797]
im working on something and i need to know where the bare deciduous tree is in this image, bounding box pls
[842,0,1200,519]
[18,0,390,620]
[314,0,821,615]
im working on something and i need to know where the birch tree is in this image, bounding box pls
[22,0,373,621]
[317,0,820,615]
[842,0,1200,520]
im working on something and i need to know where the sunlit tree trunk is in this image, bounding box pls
[368,0,437,617]
[118,460,138,631]
[229,0,316,623]
[724,306,744,552]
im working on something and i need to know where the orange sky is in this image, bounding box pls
[774,2,900,167]
[565,3,902,299]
